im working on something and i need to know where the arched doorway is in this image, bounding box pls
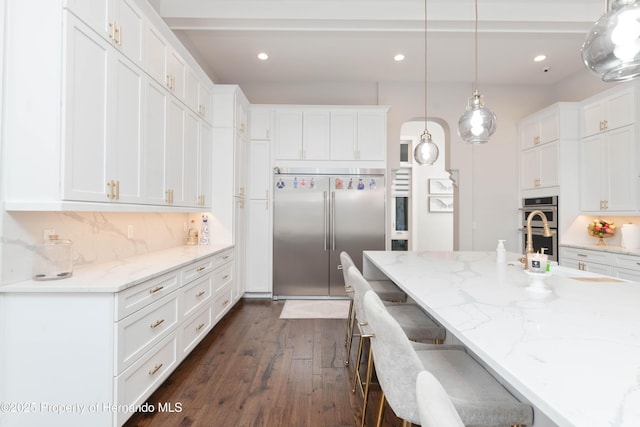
[399,119,453,251]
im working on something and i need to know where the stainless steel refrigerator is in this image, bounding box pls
[273,168,386,298]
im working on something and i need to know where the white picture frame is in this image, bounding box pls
[429,178,454,194]
[429,196,454,212]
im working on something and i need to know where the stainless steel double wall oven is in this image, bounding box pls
[520,195,558,262]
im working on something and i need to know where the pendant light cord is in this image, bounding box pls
[474,0,479,92]
[424,0,429,135]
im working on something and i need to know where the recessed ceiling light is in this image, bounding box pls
[394,54,405,62]
[258,52,269,60]
[534,54,547,62]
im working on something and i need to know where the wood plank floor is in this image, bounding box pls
[124,299,404,427]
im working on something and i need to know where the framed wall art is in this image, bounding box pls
[429,196,454,212]
[428,178,453,194]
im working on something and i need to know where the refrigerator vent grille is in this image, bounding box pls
[391,169,410,196]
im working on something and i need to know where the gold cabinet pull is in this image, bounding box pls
[196,323,205,332]
[148,363,163,376]
[223,299,230,306]
[196,291,205,297]
[223,274,230,280]
[196,266,206,272]
[115,25,122,46]
[149,285,164,294]
[106,180,115,200]
[108,21,116,41]
[150,319,165,329]
[114,180,120,200]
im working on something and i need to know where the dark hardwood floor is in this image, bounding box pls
[123,299,403,427]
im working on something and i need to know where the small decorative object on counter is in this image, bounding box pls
[496,240,506,264]
[527,249,548,273]
[200,214,209,245]
[186,219,199,246]
[588,219,616,246]
[33,234,73,281]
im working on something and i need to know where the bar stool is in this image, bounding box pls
[348,266,447,425]
[363,290,533,427]
[340,251,407,365]
[416,370,464,427]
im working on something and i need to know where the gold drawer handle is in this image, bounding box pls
[196,266,206,272]
[223,299,230,306]
[196,323,205,332]
[196,291,206,297]
[223,274,230,280]
[149,286,164,294]
[150,319,165,329]
[222,255,230,260]
[577,253,588,257]
[148,363,163,376]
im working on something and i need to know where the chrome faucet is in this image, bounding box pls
[521,210,553,269]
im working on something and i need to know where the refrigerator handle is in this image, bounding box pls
[331,191,336,251]
[323,191,328,251]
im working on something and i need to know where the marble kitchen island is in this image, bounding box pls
[363,250,640,427]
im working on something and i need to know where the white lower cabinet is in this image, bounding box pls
[560,246,640,278]
[0,248,236,427]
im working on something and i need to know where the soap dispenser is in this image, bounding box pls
[496,240,506,264]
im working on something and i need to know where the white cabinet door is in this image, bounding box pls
[167,48,186,100]
[581,86,635,137]
[607,125,637,211]
[580,134,606,212]
[183,110,200,207]
[538,141,559,188]
[112,0,144,66]
[520,148,539,190]
[185,67,199,113]
[145,24,167,87]
[198,83,213,124]
[198,122,212,208]
[357,111,386,160]
[234,197,246,299]
[303,111,330,160]
[62,14,110,202]
[580,125,637,212]
[330,111,357,160]
[248,140,271,200]
[110,53,143,203]
[250,108,272,140]
[275,111,303,159]
[165,97,185,205]
[245,199,271,293]
[142,79,168,205]
[63,0,109,38]
[235,134,248,198]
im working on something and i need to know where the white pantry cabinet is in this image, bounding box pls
[0,247,236,427]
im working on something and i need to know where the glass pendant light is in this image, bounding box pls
[414,0,439,165]
[457,0,497,144]
[582,0,640,82]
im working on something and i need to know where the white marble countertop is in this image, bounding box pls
[363,250,640,427]
[0,243,233,293]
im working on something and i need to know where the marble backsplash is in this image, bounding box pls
[1,210,226,285]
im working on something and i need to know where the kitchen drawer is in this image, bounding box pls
[183,272,213,318]
[611,266,640,281]
[115,332,179,426]
[213,283,234,322]
[181,304,213,357]
[213,262,233,293]
[182,256,214,285]
[116,292,180,373]
[115,271,180,320]
[612,253,640,272]
[560,247,610,264]
[213,249,233,268]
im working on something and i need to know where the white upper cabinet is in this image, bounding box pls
[4,1,213,211]
[581,85,636,137]
[518,103,579,192]
[273,106,388,163]
[64,0,144,67]
[250,107,273,140]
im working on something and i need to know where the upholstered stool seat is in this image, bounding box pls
[416,370,464,427]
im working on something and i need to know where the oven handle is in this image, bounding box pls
[518,206,557,211]
[518,227,557,235]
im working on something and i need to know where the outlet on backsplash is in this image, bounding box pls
[127,225,134,239]
[42,229,55,241]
